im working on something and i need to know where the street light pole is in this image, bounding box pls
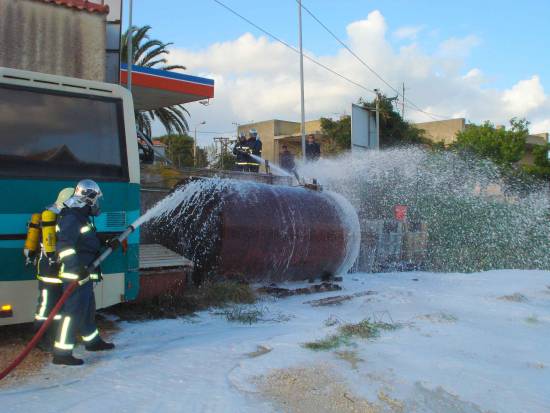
[194,121,206,167]
[194,128,197,167]
[126,0,133,92]
[298,0,306,161]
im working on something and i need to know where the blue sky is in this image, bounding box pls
[128,0,548,90]
[124,1,550,140]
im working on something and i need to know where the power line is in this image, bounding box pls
[196,130,235,134]
[212,0,446,122]
[212,0,375,94]
[297,0,448,121]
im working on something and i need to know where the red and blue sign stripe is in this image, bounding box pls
[120,64,214,99]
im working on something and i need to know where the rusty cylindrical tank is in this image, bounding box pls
[144,178,360,283]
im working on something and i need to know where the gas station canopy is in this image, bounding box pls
[120,64,215,111]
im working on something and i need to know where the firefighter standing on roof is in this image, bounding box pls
[233,133,251,172]
[53,179,116,366]
[24,187,73,351]
[246,128,262,172]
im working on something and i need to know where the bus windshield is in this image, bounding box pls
[0,85,128,181]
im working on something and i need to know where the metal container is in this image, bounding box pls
[144,178,360,283]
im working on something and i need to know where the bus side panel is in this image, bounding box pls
[0,180,140,325]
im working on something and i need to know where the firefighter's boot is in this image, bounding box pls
[85,338,115,352]
[53,354,84,366]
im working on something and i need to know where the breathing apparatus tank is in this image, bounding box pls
[24,213,41,254]
[41,210,57,255]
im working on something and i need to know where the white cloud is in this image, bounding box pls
[531,119,550,135]
[502,75,547,116]
[463,68,483,81]
[393,25,425,40]
[437,35,480,58]
[162,10,550,143]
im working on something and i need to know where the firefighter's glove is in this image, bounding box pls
[23,249,36,266]
[46,252,57,266]
[107,237,121,251]
[78,266,91,281]
[92,268,103,283]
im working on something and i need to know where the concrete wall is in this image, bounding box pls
[238,120,277,166]
[414,118,466,145]
[520,132,549,166]
[239,119,327,165]
[0,0,106,81]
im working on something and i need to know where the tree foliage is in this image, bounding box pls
[360,96,425,148]
[121,25,189,137]
[522,143,550,179]
[211,151,236,171]
[320,95,425,152]
[320,116,351,152]
[195,147,209,168]
[159,134,194,168]
[452,118,528,166]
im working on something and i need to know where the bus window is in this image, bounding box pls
[0,85,128,181]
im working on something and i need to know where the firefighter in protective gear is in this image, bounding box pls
[233,132,254,172]
[25,187,74,351]
[53,180,115,366]
[247,129,262,173]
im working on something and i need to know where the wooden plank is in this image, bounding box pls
[139,243,193,270]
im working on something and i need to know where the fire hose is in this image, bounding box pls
[0,225,135,382]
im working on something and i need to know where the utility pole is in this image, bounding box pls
[401,82,405,118]
[298,0,306,161]
[374,89,380,150]
[126,0,133,92]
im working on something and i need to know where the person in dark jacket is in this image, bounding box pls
[247,129,262,172]
[279,145,295,173]
[233,133,253,172]
[52,179,115,366]
[305,134,321,161]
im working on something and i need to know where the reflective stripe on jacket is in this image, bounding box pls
[56,206,101,284]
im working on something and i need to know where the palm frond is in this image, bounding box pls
[140,45,170,66]
[135,111,152,138]
[154,109,175,135]
[154,107,187,135]
[166,105,190,131]
[134,40,165,64]
[161,64,187,71]
[121,25,190,137]
[143,59,168,68]
[132,25,151,46]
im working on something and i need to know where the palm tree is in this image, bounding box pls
[121,25,189,137]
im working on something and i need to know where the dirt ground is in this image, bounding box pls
[0,314,119,388]
[255,365,405,413]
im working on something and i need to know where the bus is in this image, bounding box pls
[0,67,141,326]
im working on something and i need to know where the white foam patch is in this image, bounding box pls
[325,190,361,274]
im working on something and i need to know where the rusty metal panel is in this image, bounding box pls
[145,178,358,283]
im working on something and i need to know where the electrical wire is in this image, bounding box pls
[213,0,448,121]
[297,0,449,121]
[196,130,235,134]
[212,0,375,94]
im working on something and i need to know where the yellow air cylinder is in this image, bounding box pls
[42,209,57,254]
[41,210,57,254]
[24,213,41,253]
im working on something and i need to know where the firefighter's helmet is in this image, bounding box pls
[66,179,103,216]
